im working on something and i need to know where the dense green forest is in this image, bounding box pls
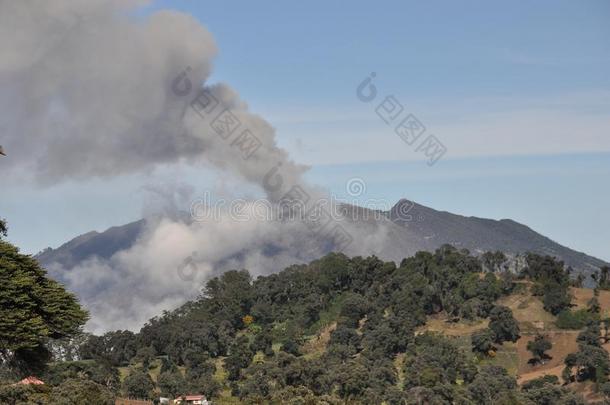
[2,218,610,404]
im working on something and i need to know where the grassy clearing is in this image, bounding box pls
[214,357,228,382]
[118,359,162,383]
[298,293,349,359]
[572,287,610,317]
[497,291,557,332]
[491,342,520,376]
[118,366,130,382]
[516,331,578,376]
[301,322,336,359]
[419,315,488,337]
[215,390,242,405]
[394,353,406,389]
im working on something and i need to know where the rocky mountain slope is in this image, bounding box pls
[38,199,607,281]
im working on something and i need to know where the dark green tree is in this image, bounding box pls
[157,370,187,398]
[404,333,476,389]
[481,251,507,272]
[467,366,519,404]
[471,328,495,355]
[201,270,254,328]
[224,335,254,381]
[527,334,552,365]
[564,324,610,383]
[49,378,115,405]
[521,375,585,405]
[0,225,88,376]
[593,266,610,290]
[542,282,572,315]
[488,306,520,343]
[122,370,154,400]
[280,339,301,357]
[587,296,601,314]
[250,327,273,356]
[0,219,7,238]
[338,294,370,328]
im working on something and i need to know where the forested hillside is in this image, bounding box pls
[2,219,610,404]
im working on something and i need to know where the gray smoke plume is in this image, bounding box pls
[0,0,307,193]
[2,0,395,333]
[46,205,395,333]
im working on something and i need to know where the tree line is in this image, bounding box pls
[2,218,610,403]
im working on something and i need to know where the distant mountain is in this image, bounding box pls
[37,219,146,274]
[384,199,606,276]
[37,199,607,282]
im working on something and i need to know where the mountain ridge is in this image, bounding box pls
[37,199,607,281]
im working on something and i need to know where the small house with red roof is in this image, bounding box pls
[173,395,208,405]
[17,376,45,385]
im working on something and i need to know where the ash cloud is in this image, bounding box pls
[1,0,397,333]
[0,0,306,192]
[53,205,395,333]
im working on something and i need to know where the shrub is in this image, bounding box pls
[555,309,597,330]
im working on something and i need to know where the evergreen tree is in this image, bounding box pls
[0,223,88,375]
[488,306,520,343]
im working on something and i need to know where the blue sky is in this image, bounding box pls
[2,0,610,261]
